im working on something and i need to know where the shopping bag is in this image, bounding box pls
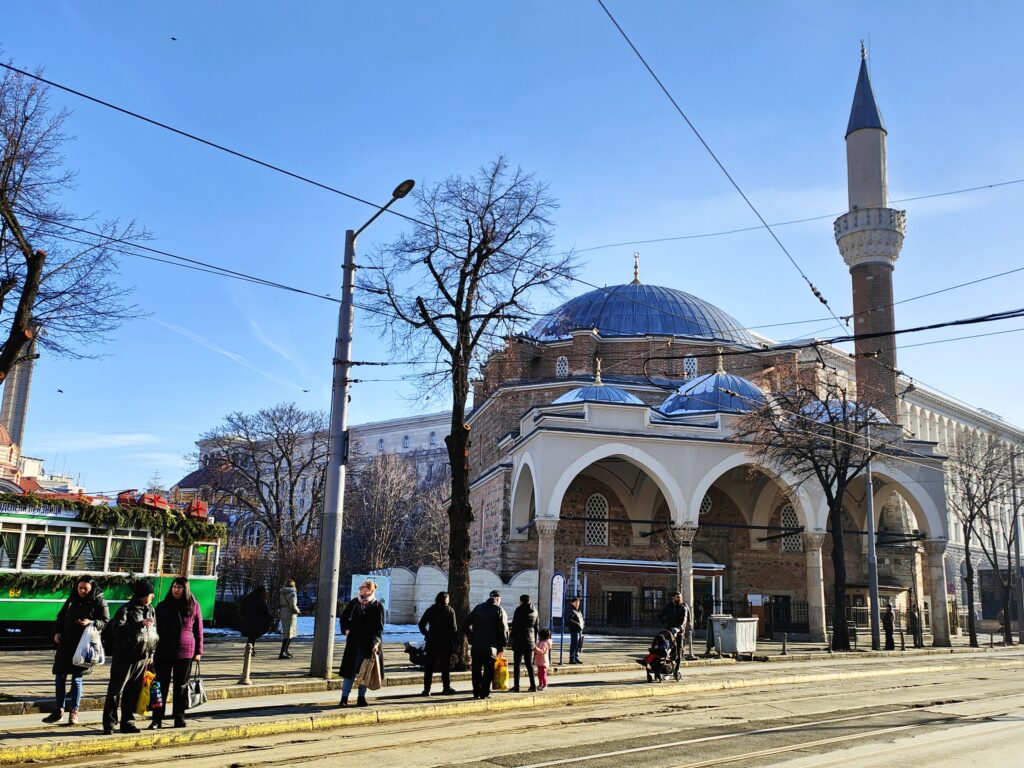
[148,680,164,711]
[185,661,208,710]
[72,625,105,668]
[354,655,382,690]
[135,670,155,716]
[492,653,510,691]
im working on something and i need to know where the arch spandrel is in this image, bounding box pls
[509,454,537,541]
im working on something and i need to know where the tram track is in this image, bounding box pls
[36,667,1024,768]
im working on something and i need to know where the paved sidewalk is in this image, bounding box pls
[1,646,1021,767]
[0,628,998,715]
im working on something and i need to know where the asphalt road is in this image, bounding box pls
[14,654,1024,768]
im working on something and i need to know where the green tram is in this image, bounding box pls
[0,495,224,637]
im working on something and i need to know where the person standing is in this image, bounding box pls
[152,577,203,729]
[464,589,509,699]
[338,580,385,708]
[278,580,299,659]
[418,591,458,696]
[882,603,896,650]
[907,604,923,648]
[240,586,274,655]
[44,575,109,726]
[534,628,552,691]
[567,596,584,664]
[102,579,158,735]
[658,591,691,675]
[510,594,538,692]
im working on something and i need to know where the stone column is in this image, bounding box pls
[535,518,559,629]
[675,523,698,608]
[924,539,952,647]
[802,532,828,642]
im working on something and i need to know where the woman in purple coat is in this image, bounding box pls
[151,577,203,728]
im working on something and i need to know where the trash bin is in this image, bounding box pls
[711,615,759,655]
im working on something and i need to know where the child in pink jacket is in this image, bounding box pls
[533,628,552,691]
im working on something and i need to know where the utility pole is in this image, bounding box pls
[1011,450,1024,645]
[310,180,415,679]
[865,423,882,651]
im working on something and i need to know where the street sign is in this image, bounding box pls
[551,573,565,619]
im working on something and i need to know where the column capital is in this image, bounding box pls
[801,531,827,551]
[922,538,947,558]
[675,522,698,546]
[535,518,559,538]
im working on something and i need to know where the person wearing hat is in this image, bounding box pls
[464,589,509,699]
[102,579,159,734]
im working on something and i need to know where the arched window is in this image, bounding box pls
[684,356,698,378]
[699,494,712,517]
[429,431,437,446]
[402,435,410,450]
[780,504,803,553]
[584,494,609,545]
[556,356,569,379]
[377,438,385,452]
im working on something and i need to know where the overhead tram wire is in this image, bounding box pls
[593,0,846,333]
[10,63,1024,354]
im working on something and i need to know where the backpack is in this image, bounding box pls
[101,603,126,654]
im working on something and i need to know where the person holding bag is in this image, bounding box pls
[43,575,109,726]
[338,579,384,708]
[151,577,203,729]
[102,579,158,734]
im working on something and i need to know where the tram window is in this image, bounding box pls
[148,540,163,574]
[23,534,49,570]
[0,525,21,568]
[84,538,107,571]
[162,544,185,576]
[191,544,216,576]
[108,538,146,573]
[66,536,91,570]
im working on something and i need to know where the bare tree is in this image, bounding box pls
[733,362,898,651]
[0,57,141,379]
[197,403,329,553]
[972,447,1019,645]
[406,476,451,570]
[344,453,419,572]
[363,156,577,660]
[946,431,1009,646]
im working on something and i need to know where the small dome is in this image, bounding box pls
[660,371,765,415]
[800,400,891,425]
[554,384,644,406]
[527,283,757,346]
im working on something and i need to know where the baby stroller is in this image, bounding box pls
[641,627,681,682]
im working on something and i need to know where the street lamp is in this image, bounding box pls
[310,179,415,678]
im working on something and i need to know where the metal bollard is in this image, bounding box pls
[827,630,833,654]
[781,633,788,656]
[899,627,905,652]
[715,635,723,658]
[239,642,254,685]
[990,633,994,648]
[686,629,695,660]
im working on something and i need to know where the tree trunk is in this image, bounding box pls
[964,545,978,647]
[829,507,850,651]
[1001,569,1014,645]
[445,378,473,669]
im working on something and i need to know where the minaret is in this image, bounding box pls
[834,44,906,421]
[0,337,37,447]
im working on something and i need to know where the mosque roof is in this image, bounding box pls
[659,368,766,415]
[846,49,885,137]
[526,282,757,346]
[552,359,645,406]
[800,399,891,425]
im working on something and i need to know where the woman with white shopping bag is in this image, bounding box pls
[44,575,109,726]
[338,579,384,708]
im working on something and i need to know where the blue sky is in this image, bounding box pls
[3,2,1023,492]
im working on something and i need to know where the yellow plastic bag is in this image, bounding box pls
[492,653,509,691]
[135,669,156,716]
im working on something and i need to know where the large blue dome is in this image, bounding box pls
[527,283,757,346]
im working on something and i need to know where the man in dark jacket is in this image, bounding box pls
[418,591,458,696]
[464,590,509,699]
[658,592,691,676]
[102,580,159,734]
[567,597,584,664]
[882,603,896,650]
[510,594,539,692]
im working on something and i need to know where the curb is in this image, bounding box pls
[3,655,1024,766]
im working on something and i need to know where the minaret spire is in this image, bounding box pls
[631,252,641,285]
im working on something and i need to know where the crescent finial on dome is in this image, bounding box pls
[716,347,725,374]
[631,252,641,285]
[594,357,603,385]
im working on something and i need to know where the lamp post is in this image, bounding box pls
[310,179,415,679]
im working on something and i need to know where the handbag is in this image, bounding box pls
[353,654,382,690]
[492,652,510,691]
[135,670,155,716]
[72,625,105,668]
[185,660,208,710]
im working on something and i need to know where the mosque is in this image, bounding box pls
[462,51,1024,644]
